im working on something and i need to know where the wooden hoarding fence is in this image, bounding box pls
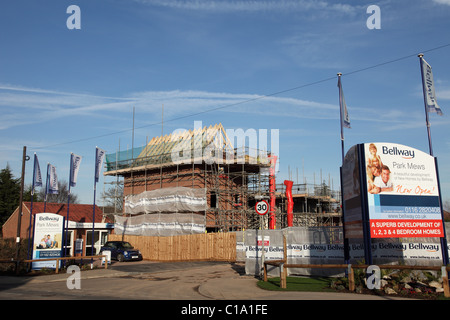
[108,232,236,262]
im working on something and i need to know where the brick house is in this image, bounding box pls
[2,202,114,256]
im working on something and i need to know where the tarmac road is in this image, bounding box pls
[0,260,414,302]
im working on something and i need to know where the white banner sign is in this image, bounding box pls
[32,213,64,270]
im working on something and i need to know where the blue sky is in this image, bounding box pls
[1,0,450,208]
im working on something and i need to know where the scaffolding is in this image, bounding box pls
[102,123,342,233]
[274,182,342,227]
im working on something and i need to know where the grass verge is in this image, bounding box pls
[257,276,336,292]
[257,276,450,300]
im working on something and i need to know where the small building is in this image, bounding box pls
[2,202,114,256]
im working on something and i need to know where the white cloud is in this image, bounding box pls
[433,0,450,5]
[437,88,450,100]
[0,84,421,138]
[135,0,360,14]
[0,84,137,129]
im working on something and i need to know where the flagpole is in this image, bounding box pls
[64,153,73,259]
[26,154,37,262]
[418,54,449,267]
[92,147,101,264]
[92,173,96,264]
[44,163,49,212]
[92,149,96,264]
[338,72,351,265]
[337,73,345,163]
[92,147,105,265]
[418,53,434,156]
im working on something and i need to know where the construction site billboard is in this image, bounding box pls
[364,142,444,238]
[31,212,64,270]
[342,142,445,240]
[342,144,364,239]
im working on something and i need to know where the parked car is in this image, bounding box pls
[100,241,143,262]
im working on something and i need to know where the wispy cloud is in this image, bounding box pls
[135,0,361,14]
[433,0,450,5]
[0,84,137,130]
[0,84,427,136]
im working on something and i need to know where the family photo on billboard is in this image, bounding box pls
[364,142,439,197]
[366,143,394,194]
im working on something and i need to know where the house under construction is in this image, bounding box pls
[103,123,341,235]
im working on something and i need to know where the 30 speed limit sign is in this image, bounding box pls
[255,200,269,216]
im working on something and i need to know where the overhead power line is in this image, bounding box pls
[33,43,450,150]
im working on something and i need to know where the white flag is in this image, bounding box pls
[95,147,106,183]
[421,58,443,115]
[69,153,82,188]
[47,164,58,195]
[338,76,351,128]
[33,153,42,189]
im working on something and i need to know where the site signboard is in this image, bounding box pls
[32,212,64,270]
[342,145,364,239]
[363,142,444,238]
[342,142,447,264]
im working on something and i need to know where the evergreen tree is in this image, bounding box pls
[0,165,21,227]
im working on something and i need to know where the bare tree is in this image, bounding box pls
[101,183,123,214]
[37,180,79,204]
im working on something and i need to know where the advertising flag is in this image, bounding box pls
[338,76,351,129]
[47,164,58,195]
[33,153,42,190]
[95,147,106,183]
[421,57,443,116]
[69,153,82,188]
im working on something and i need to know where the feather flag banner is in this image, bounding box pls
[94,147,106,183]
[420,57,443,116]
[33,153,42,190]
[47,164,58,195]
[338,75,351,129]
[69,153,82,188]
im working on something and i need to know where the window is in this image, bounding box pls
[210,191,217,208]
[86,230,109,255]
[63,230,74,257]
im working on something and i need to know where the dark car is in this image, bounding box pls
[100,241,143,262]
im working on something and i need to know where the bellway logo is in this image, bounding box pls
[39,216,61,222]
[382,146,415,159]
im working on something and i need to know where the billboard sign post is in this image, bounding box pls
[342,142,448,265]
[31,212,64,270]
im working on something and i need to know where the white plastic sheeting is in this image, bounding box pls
[114,212,205,236]
[124,187,207,214]
[116,187,207,236]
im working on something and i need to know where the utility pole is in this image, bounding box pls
[15,146,28,274]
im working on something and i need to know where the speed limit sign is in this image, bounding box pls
[255,200,269,216]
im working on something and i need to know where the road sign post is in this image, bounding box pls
[255,200,269,276]
[255,200,269,216]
